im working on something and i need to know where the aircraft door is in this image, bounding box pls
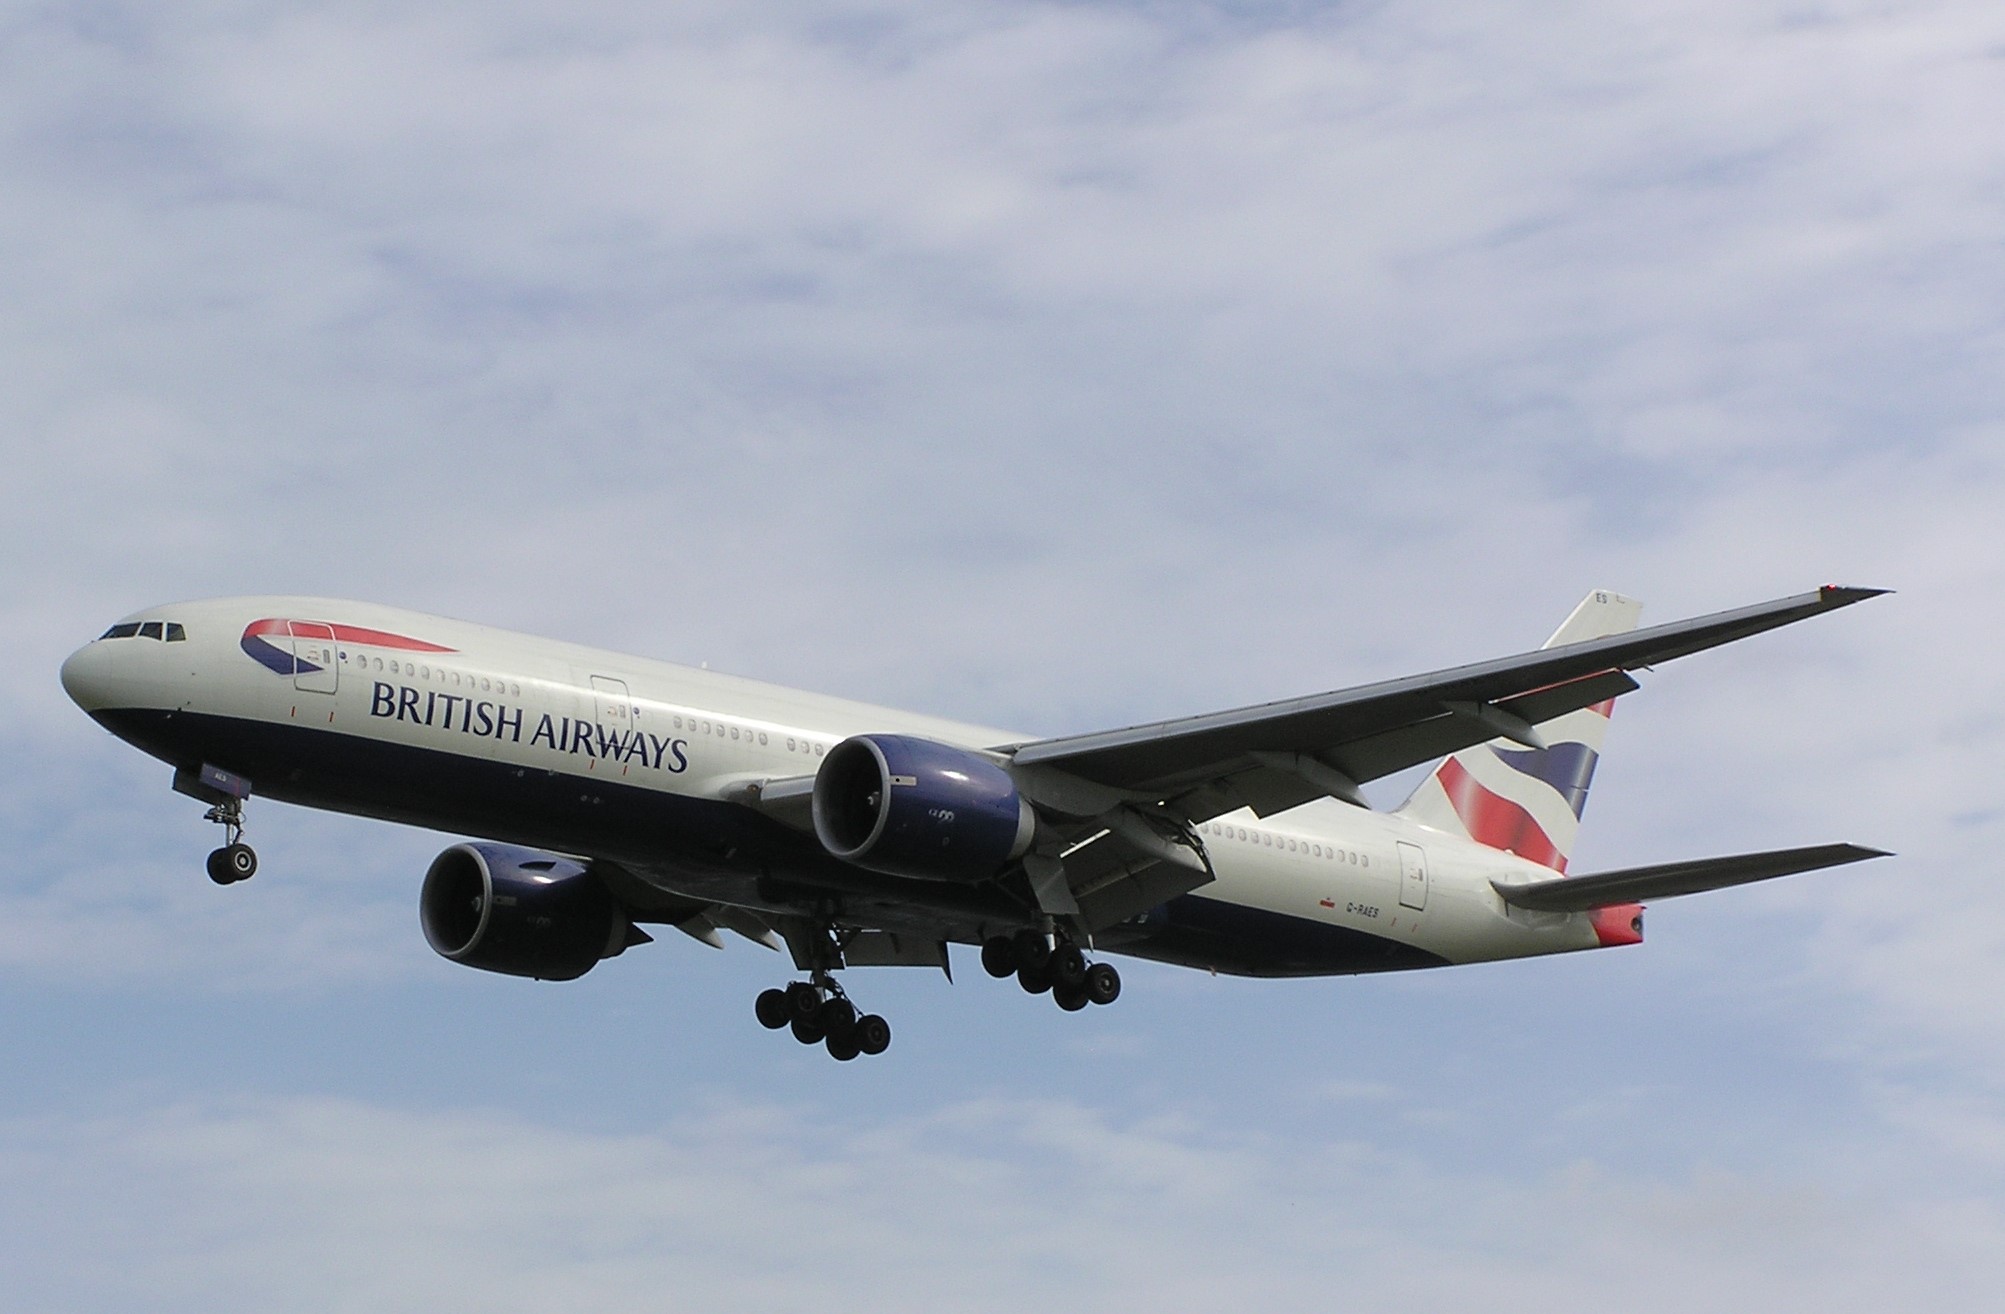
[288,621,337,694]
[1396,841,1429,911]
[591,675,633,731]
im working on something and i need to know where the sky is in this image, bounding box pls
[3,0,2004,1308]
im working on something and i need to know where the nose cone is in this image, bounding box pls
[60,641,120,713]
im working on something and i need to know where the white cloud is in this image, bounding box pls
[2,1091,2001,1314]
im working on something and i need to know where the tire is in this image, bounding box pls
[855,1014,891,1056]
[826,1031,862,1061]
[980,936,1016,979]
[223,843,257,881]
[1054,984,1088,1012]
[790,1015,826,1045]
[755,988,792,1030]
[1012,930,1051,974]
[1050,943,1088,990]
[786,981,822,1021]
[1084,962,1122,1006]
[1017,962,1052,995]
[206,848,235,885]
[818,996,857,1038]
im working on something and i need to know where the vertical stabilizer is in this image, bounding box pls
[1396,591,1643,871]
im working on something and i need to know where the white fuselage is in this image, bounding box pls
[61,596,1616,977]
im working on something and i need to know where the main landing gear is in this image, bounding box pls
[755,975,892,1061]
[980,930,1120,1012]
[202,795,257,886]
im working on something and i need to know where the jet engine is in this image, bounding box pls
[420,842,635,981]
[812,734,1035,882]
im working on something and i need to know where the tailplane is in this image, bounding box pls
[1396,590,1643,871]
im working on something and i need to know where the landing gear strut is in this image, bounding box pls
[755,973,892,1061]
[202,796,257,885]
[981,930,1121,1011]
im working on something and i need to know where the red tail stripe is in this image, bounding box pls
[1435,757,1568,872]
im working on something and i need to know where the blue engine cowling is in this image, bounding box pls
[812,734,1035,882]
[420,842,631,981]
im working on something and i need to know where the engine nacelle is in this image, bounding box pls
[812,734,1035,882]
[420,842,629,981]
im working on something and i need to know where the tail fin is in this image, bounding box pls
[1396,590,1643,872]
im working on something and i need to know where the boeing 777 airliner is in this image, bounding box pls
[61,586,1888,1059]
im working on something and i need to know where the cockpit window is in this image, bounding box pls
[99,620,187,641]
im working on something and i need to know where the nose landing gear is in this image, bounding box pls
[755,974,892,1061]
[202,794,257,884]
[177,766,257,885]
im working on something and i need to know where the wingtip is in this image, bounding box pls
[1819,584,1894,605]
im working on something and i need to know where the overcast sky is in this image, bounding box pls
[4,1,2004,1309]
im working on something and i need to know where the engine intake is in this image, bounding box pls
[420,842,631,981]
[813,734,1034,882]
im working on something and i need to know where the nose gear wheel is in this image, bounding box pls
[200,795,258,885]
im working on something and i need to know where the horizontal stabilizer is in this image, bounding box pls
[1494,843,1890,912]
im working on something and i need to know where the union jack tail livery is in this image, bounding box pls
[1396,590,1644,873]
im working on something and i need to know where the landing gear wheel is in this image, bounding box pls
[855,1014,891,1056]
[1084,961,1121,1005]
[981,936,1016,979]
[755,988,792,1030]
[1017,962,1052,995]
[818,996,858,1038]
[826,1030,862,1061]
[790,1014,826,1045]
[1050,943,1088,990]
[785,981,823,1022]
[1053,984,1089,1012]
[206,843,256,885]
[1012,930,1052,975]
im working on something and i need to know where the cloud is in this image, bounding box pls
[3,1090,2003,1313]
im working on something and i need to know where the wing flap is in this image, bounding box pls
[1493,843,1890,912]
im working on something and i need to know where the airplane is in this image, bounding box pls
[60,585,1889,1060]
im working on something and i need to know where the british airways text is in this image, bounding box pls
[369,682,689,772]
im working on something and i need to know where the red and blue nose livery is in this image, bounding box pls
[240,618,456,677]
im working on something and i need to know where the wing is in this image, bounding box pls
[1494,843,1890,912]
[731,585,1885,936]
[1001,585,1885,824]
